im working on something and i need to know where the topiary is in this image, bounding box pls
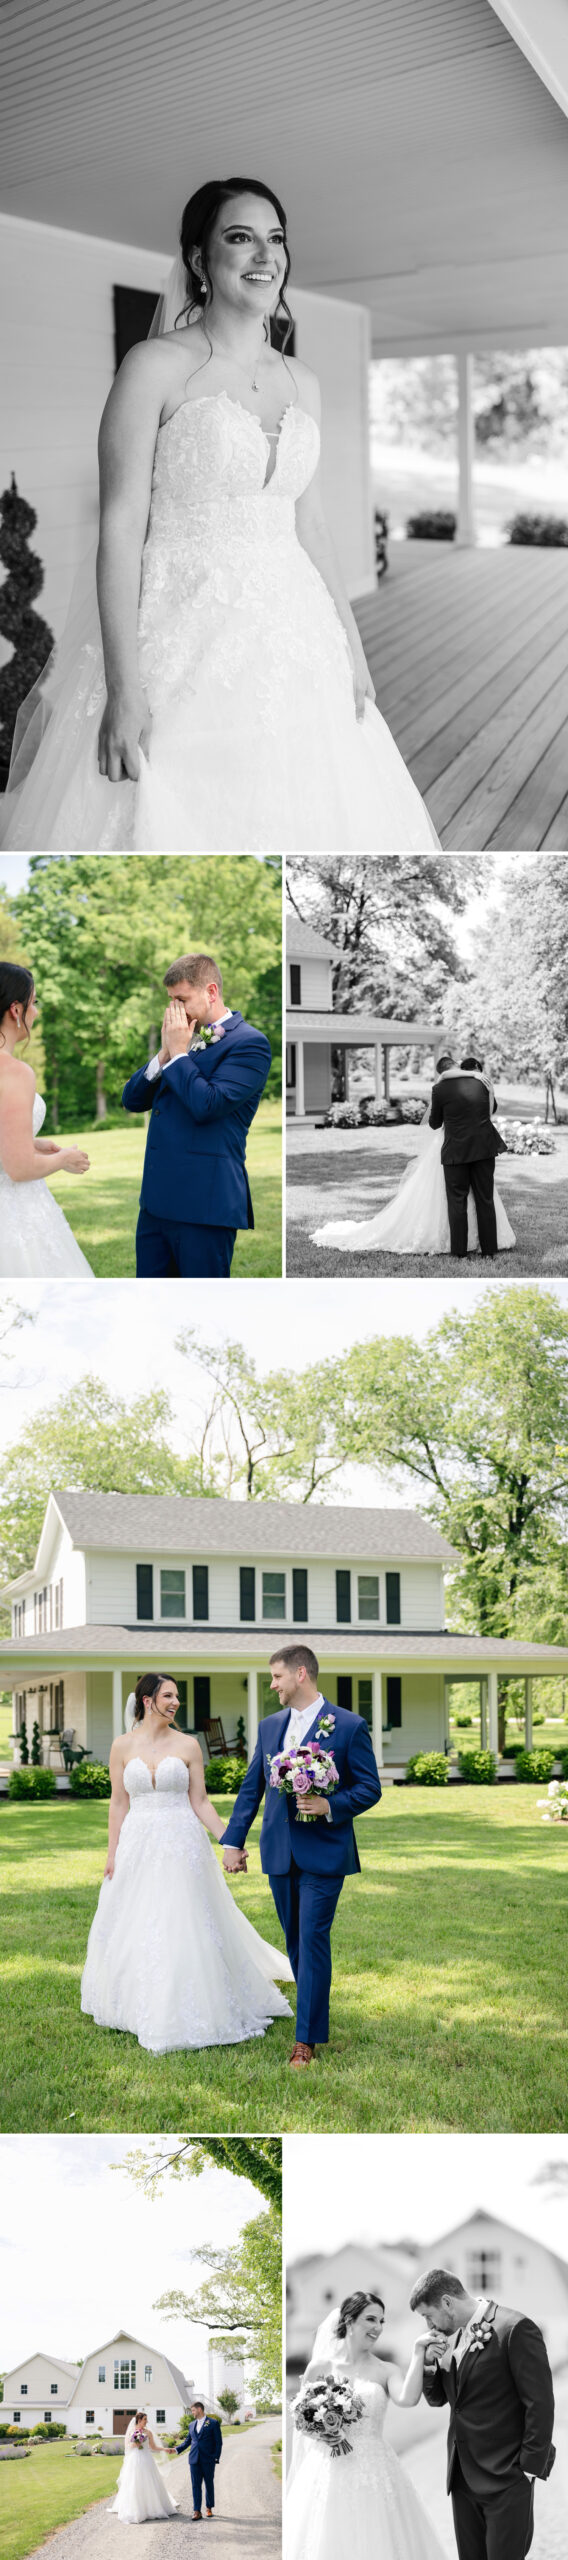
[405,1752,449,1785]
[19,1716,29,1766]
[457,1749,497,1785]
[68,1761,111,1797]
[8,1765,56,1800]
[30,1720,42,1766]
[0,475,54,783]
[515,1747,555,1783]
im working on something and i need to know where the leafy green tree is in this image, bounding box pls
[125,2137,281,2215]
[155,2211,281,2403]
[175,1331,346,1502]
[217,2390,239,2419]
[0,1376,206,1602]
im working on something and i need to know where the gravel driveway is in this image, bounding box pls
[26,2420,281,2560]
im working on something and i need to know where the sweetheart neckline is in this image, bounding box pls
[125,1752,189,1792]
[157,390,318,493]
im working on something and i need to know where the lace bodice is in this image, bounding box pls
[335,2372,389,2446]
[152,390,320,519]
[124,1753,191,1805]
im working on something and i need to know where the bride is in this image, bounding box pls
[111,2411,179,2523]
[286,2289,447,2560]
[312,1065,516,1257]
[81,1671,293,2052]
[0,963,93,1276]
[2,175,438,855]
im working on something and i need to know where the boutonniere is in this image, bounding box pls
[316,1714,335,1740]
[192,1023,225,1051]
[466,2302,497,2358]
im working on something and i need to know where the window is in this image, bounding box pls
[358,1678,373,1731]
[358,1574,379,1621]
[136,1563,153,1620]
[115,2359,136,2391]
[386,1676,402,1729]
[14,1601,25,1637]
[86,2412,94,2425]
[144,2366,152,2383]
[156,2410,165,2424]
[160,1569,185,1619]
[290,963,302,1006]
[44,2413,52,2425]
[12,2412,20,2423]
[466,2249,502,2295]
[53,1579,63,1629]
[262,1571,286,1619]
[336,1569,351,1624]
[240,1566,256,1621]
[34,1587,49,1633]
[20,2385,28,2396]
[386,1571,401,1625]
[98,2366,106,2384]
[192,1563,209,1621]
[50,2384,58,2396]
[292,1567,308,1621]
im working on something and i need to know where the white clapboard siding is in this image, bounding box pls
[288,955,333,1010]
[84,1547,445,1632]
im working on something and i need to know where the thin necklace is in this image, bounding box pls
[200,320,269,396]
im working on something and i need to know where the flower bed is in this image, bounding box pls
[503,1121,557,1157]
[323,1097,425,1131]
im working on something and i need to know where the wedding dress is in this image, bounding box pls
[2,393,438,853]
[312,1122,516,1255]
[80,1754,293,2052]
[111,2423,178,2523]
[286,2374,447,2560]
[0,1093,92,1276]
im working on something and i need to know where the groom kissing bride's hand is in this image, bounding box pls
[122,948,272,1280]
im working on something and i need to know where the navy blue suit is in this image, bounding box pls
[122,1011,271,1277]
[176,2416,222,2514]
[222,1698,381,2045]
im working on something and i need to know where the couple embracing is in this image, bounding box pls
[81,1644,380,2059]
[0,951,269,1280]
[313,1051,516,1260]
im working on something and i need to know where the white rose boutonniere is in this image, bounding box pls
[192,1023,225,1052]
[316,1714,335,1741]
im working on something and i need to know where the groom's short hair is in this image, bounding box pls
[269,1642,319,1680]
[435,1052,454,1074]
[164,952,223,994]
[461,1053,483,1071]
[409,2269,469,2311]
[192,2402,205,2412]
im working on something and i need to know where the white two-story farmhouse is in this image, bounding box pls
[1,1490,566,1777]
[286,914,443,1118]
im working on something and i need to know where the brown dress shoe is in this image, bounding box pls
[289,2041,315,2067]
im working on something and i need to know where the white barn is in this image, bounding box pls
[3,2327,251,2438]
[2,2352,80,2429]
[1,1488,567,1779]
[287,2209,568,2378]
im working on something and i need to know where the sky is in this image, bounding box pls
[284,2134,568,2268]
[0,2136,262,2379]
[3,1277,566,1509]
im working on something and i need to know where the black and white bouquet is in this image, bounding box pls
[291,2374,364,2457]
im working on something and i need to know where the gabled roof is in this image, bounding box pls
[67,2331,190,2405]
[38,1491,454,1565]
[4,2352,80,2386]
[432,2208,568,2297]
[286,915,336,961]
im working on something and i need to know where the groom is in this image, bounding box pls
[429,1051,507,1259]
[221,1642,382,2068]
[412,2265,555,2559]
[122,951,271,1277]
[176,2403,223,2519]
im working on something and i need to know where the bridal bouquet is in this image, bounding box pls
[131,2425,147,2447]
[268,1742,339,1824]
[291,2376,363,2457]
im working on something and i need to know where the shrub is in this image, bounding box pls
[502,1741,525,1759]
[406,508,456,541]
[19,1716,29,1766]
[457,1749,497,1785]
[30,1720,42,1766]
[538,1779,568,1825]
[453,1711,473,1728]
[506,511,568,547]
[405,1752,449,1785]
[204,1755,247,1795]
[69,1760,111,1797]
[8,1765,56,1800]
[515,1747,555,1783]
[29,2423,66,2439]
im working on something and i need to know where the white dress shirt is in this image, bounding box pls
[146,1009,233,1080]
[282,1691,332,1817]
[453,2295,488,2367]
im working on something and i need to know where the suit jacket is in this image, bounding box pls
[222,1696,382,1876]
[422,2306,555,2496]
[122,1013,271,1229]
[177,2417,222,2467]
[429,1072,507,1165]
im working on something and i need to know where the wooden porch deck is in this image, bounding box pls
[353,544,568,851]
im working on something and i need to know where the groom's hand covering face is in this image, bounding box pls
[163,1001,194,1057]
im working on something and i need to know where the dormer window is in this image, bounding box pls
[290,964,301,1006]
[160,1569,185,1619]
[358,1575,379,1622]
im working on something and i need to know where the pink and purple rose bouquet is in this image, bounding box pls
[267,1742,339,1824]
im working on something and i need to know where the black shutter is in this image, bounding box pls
[290,963,301,1006]
[336,1569,351,1623]
[193,1675,211,1730]
[192,1564,209,1621]
[240,1566,256,1621]
[386,1676,402,1728]
[136,1563,153,1620]
[386,1571,401,1625]
[337,1675,353,1711]
[292,1567,308,1621]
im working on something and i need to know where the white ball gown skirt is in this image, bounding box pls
[312,1126,516,1254]
[1,395,439,855]
[81,1755,293,2052]
[286,2382,447,2560]
[0,1095,92,1276]
[111,2439,178,2522]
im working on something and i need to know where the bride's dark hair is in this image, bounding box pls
[336,2290,385,2337]
[177,176,293,354]
[0,961,35,1048]
[133,1672,176,1722]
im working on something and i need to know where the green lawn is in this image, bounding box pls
[1,1791,566,2135]
[286,1147,568,1278]
[46,1100,282,1277]
[0,2440,122,2560]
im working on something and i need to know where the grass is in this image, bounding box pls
[46,1101,282,1278]
[286,1147,568,1278]
[1,1791,566,2135]
[0,2439,122,2560]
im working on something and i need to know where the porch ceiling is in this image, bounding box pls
[286,1013,442,1044]
[2,0,568,344]
[2,1626,567,1675]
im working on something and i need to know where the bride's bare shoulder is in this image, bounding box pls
[0,1053,35,1095]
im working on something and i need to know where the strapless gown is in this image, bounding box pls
[312,1124,516,1255]
[80,1754,293,2052]
[0,1092,92,1276]
[1,392,438,853]
[111,2436,178,2522]
[286,2376,447,2560]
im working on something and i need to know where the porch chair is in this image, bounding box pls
[60,1728,92,1770]
[202,1716,227,1759]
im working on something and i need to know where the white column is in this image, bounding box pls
[488,1669,499,1757]
[456,351,475,546]
[295,1040,305,1119]
[343,1047,350,1098]
[480,1677,488,1748]
[372,1668,384,1771]
[247,1667,259,1761]
[112,1667,123,1740]
[525,1676,533,1749]
[374,1043,383,1103]
[383,1047,391,1103]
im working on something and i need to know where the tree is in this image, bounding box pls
[155,2210,281,2402]
[125,2137,281,2216]
[175,1331,347,1502]
[461,857,568,1098]
[0,476,54,785]
[286,854,484,1020]
[0,1375,206,1605]
[217,2390,239,2419]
